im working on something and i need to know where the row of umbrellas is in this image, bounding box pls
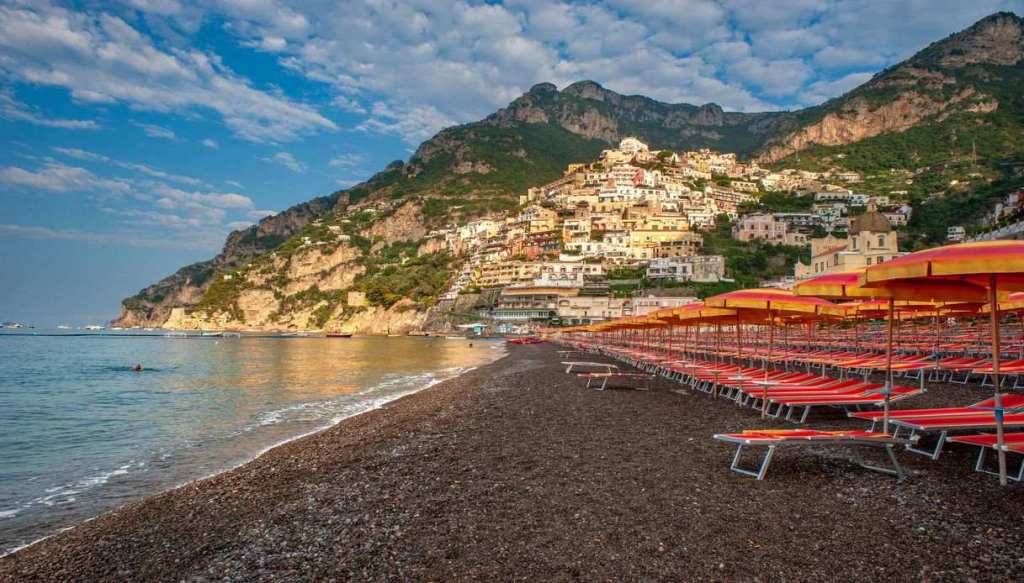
[555,240,1024,485]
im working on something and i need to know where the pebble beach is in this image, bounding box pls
[2,343,1023,581]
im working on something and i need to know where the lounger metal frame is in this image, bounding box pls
[714,435,909,481]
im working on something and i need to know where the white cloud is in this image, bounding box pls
[0,2,337,142]
[0,161,131,194]
[813,46,885,70]
[263,151,305,173]
[247,208,276,219]
[0,88,99,129]
[149,184,254,210]
[332,94,367,114]
[52,147,204,186]
[226,220,255,230]
[225,179,244,188]
[200,138,218,148]
[133,122,177,140]
[328,153,363,168]
[0,222,220,250]
[9,0,1018,151]
[798,71,877,106]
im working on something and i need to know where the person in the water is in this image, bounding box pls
[131,364,143,372]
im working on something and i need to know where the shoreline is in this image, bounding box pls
[0,351,503,560]
[2,344,1023,580]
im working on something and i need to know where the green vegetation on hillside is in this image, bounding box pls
[700,215,810,289]
[779,62,1024,248]
[353,252,453,309]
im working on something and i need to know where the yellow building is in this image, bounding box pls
[795,204,903,278]
[476,261,542,288]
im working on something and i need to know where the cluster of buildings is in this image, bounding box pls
[412,137,922,325]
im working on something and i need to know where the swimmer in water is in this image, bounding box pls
[131,364,143,372]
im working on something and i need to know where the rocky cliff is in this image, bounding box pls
[116,192,345,327]
[759,12,1023,163]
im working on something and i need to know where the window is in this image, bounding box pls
[866,257,872,265]
[878,235,885,248]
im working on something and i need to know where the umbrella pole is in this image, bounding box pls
[763,308,774,418]
[883,298,894,434]
[737,316,743,366]
[989,275,1007,485]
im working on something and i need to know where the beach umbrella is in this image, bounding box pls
[797,270,988,433]
[704,288,837,417]
[861,240,1024,484]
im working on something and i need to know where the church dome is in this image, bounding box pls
[850,202,891,234]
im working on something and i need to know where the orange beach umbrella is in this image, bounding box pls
[705,288,837,417]
[862,240,1024,485]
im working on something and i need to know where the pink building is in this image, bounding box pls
[732,213,788,243]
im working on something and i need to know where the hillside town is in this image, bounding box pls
[383,137,918,328]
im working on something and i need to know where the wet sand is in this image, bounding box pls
[2,344,1023,581]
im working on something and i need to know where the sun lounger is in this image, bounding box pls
[577,371,655,390]
[713,429,909,480]
[562,361,618,374]
[765,385,923,423]
[891,411,1024,459]
[849,394,1024,431]
[947,433,1024,482]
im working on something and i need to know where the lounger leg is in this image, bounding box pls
[798,406,811,424]
[855,444,906,480]
[971,448,1024,482]
[906,430,946,460]
[730,444,775,480]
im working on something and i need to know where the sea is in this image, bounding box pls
[0,331,506,554]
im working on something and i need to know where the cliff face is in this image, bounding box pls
[485,80,790,153]
[114,192,345,327]
[759,12,1023,163]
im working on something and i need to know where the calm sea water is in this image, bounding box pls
[0,332,505,553]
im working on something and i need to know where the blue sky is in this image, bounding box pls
[1,0,1021,326]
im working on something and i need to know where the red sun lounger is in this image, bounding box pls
[891,411,1024,459]
[947,433,1024,481]
[849,394,1024,430]
[713,429,908,480]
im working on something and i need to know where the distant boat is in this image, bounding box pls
[223,332,242,338]
[83,325,105,331]
[201,331,223,337]
[164,331,188,338]
[56,325,70,330]
[326,332,353,338]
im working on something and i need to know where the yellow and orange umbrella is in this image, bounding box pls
[705,288,837,417]
[862,240,1024,485]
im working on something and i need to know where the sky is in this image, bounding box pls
[1,0,1021,326]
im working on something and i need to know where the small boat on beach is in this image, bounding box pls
[201,331,223,337]
[326,332,353,338]
[164,331,188,338]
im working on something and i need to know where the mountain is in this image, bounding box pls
[760,11,1023,162]
[114,12,1024,329]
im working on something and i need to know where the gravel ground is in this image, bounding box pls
[2,344,1023,581]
